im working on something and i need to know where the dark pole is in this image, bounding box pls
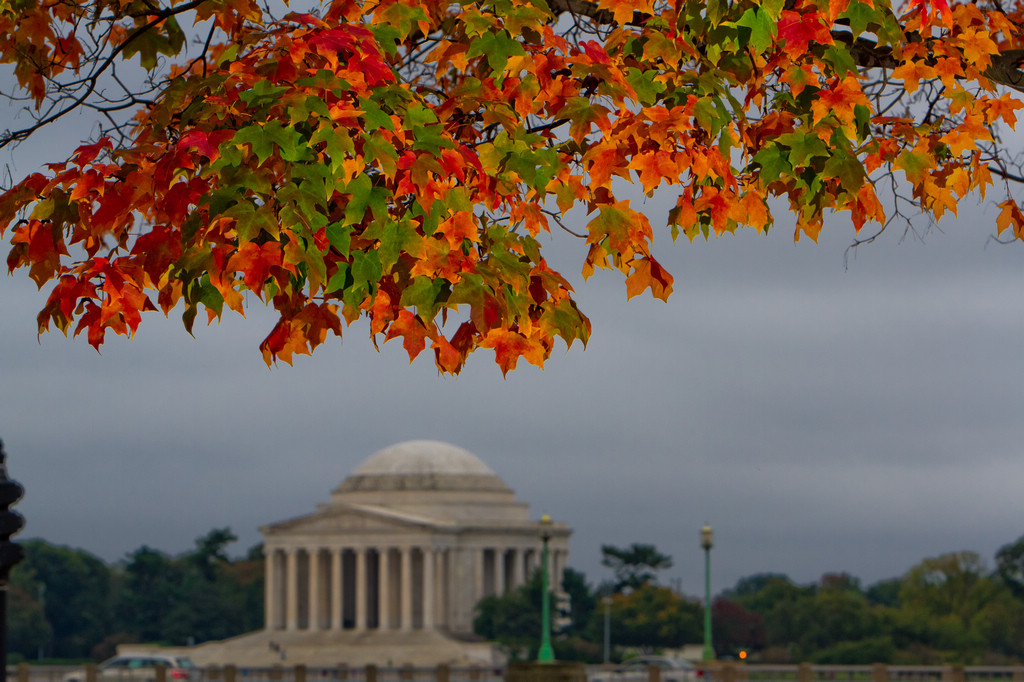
[0,440,26,682]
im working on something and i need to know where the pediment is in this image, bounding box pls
[262,503,449,537]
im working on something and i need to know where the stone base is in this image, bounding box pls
[119,629,504,668]
[505,662,587,682]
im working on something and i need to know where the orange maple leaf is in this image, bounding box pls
[628,150,679,194]
[227,241,289,293]
[386,309,433,362]
[625,256,674,301]
[810,76,870,125]
[480,327,548,375]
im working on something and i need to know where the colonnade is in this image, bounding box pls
[265,544,569,633]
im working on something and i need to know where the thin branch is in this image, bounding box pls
[0,0,209,151]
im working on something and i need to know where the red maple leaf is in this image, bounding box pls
[777,11,834,60]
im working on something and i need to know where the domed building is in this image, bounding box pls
[184,440,570,666]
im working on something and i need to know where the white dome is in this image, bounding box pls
[336,440,510,494]
[353,440,496,477]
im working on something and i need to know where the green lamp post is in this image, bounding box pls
[537,514,555,663]
[701,524,714,662]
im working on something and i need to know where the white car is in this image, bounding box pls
[63,654,197,682]
[591,656,699,682]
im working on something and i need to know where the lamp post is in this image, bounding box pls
[537,514,555,663]
[0,441,26,682]
[701,524,714,662]
[602,596,611,664]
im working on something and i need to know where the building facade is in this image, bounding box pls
[260,440,571,639]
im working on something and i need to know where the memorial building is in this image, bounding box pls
[181,440,571,666]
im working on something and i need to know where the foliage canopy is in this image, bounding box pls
[3,0,1024,372]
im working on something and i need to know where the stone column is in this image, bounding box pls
[332,548,344,630]
[474,548,485,602]
[401,546,413,630]
[355,547,367,630]
[286,548,299,631]
[509,548,522,590]
[265,548,278,630]
[379,547,391,630]
[495,549,506,596]
[309,548,321,630]
[436,548,448,629]
[422,547,435,630]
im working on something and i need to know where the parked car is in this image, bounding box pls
[63,654,197,682]
[591,656,699,682]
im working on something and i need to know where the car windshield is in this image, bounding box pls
[626,659,673,668]
[100,660,130,669]
[173,659,196,669]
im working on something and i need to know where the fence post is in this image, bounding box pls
[399,665,414,680]
[364,665,378,682]
[872,664,888,682]
[798,662,813,682]
[15,663,27,682]
[155,665,167,682]
[295,664,307,682]
[720,663,737,682]
[224,665,236,682]
[1013,669,1024,682]
[648,664,662,682]
[469,666,480,681]
[336,664,348,681]
[269,666,283,682]
[435,664,450,682]
[86,663,98,682]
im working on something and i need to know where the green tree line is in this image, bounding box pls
[8,529,263,662]
[475,539,1024,665]
[12,533,1024,665]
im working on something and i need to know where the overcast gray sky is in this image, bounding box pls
[4,179,1024,599]
[3,30,1024,599]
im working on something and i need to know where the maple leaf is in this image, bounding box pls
[385,309,433,362]
[907,0,953,29]
[625,256,674,301]
[227,242,287,294]
[479,327,548,376]
[777,11,834,60]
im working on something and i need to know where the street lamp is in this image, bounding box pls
[0,440,26,682]
[537,514,555,663]
[701,524,714,662]
[602,596,611,664]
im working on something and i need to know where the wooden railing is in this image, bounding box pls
[10,662,1024,682]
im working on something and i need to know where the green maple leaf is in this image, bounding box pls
[625,68,666,106]
[358,98,395,131]
[735,8,776,54]
[753,146,793,184]
[400,276,451,321]
[378,220,416,271]
[344,174,389,225]
[466,30,527,72]
[122,15,185,70]
[777,131,829,167]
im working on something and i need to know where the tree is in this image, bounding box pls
[473,569,592,660]
[2,0,1024,373]
[600,543,672,592]
[118,546,181,642]
[995,533,1024,599]
[12,540,115,658]
[599,583,702,653]
[7,566,52,662]
[710,598,765,656]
